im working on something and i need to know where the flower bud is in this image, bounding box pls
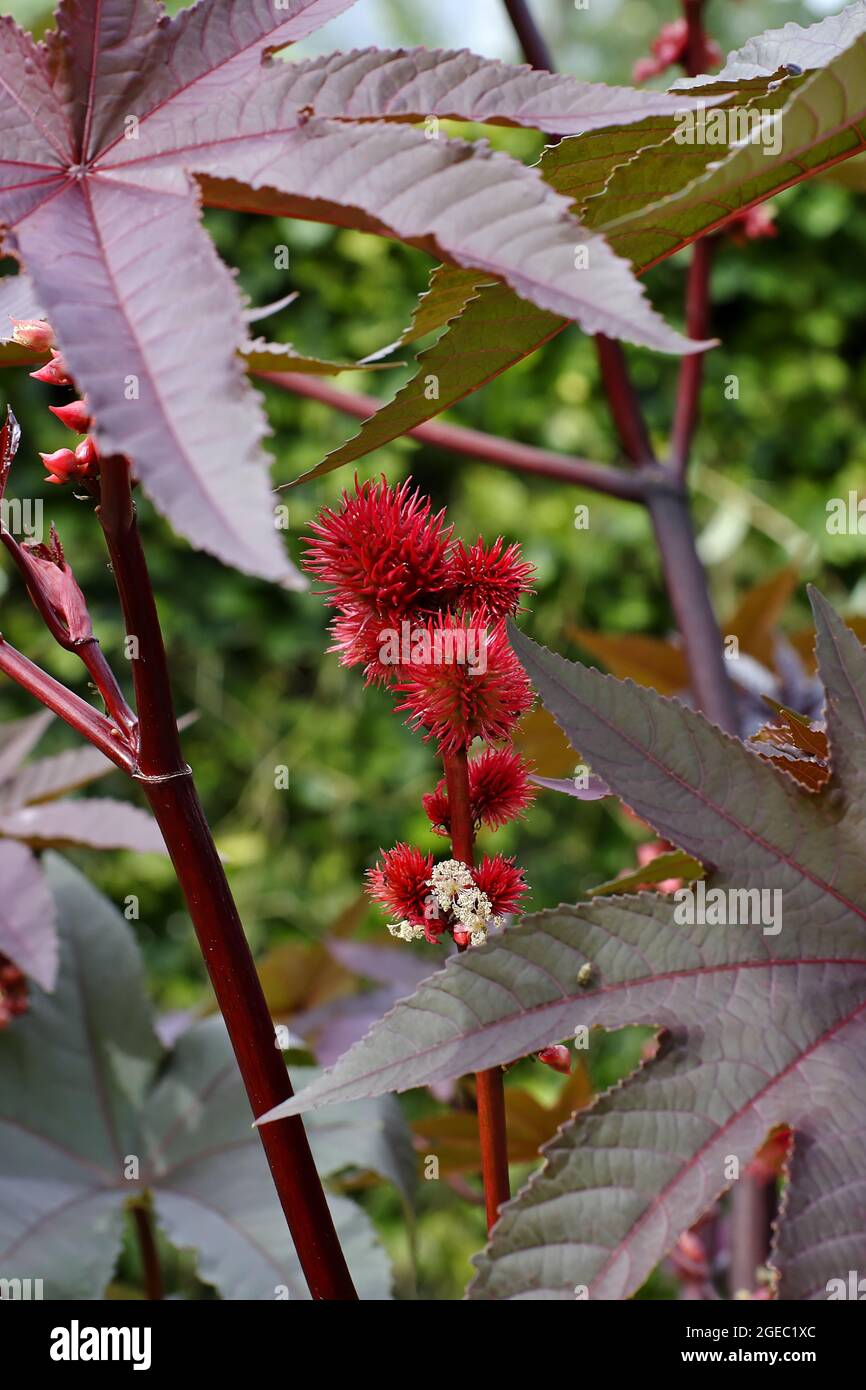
[74,436,99,473]
[39,447,79,485]
[22,524,93,643]
[49,399,91,433]
[537,1044,572,1075]
[10,318,54,352]
[30,350,72,386]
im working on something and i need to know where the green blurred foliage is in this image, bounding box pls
[1,0,863,1300]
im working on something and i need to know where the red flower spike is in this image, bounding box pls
[21,524,93,643]
[303,476,453,624]
[49,399,91,433]
[366,843,435,928]
[472,854,528,916]
[424,746,535,834]
[395,613,534,755]
[447,537,534,621]
[10,318,54,352]
[29,350,72,386]
[538,1045,571,1075]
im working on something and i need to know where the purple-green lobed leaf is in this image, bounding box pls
[260,592,866,1300]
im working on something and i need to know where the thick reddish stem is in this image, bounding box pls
[261,373,648,502]
[678,0,774,1282]
[594,336,656,466]
[502,0,554,69]
[0,637,134,771]
[132,1203,163,1301]
[97,456,357,1301]
[497,0,656,474]
[683,0,711,76]
[670,236,714,477]
[647,484,739,733]
[729,1171,776,1296]
[443,747,511,1230]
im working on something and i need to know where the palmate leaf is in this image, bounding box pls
[603,9,866,275]
[240,338,396,377]
[0,279,391,378]
[0,712,165,985]
[0,840,56,989]
[262,592,866,1300]
[273,44,718,136]
[286,81,788,484]
[0,1,723,580]
[0,797,166,853]
[305,2,866,484]
[0,856,401,1299]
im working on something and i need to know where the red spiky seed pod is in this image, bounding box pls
[366,843,436,930]
[395,613,534,755]
[472,853,528,916]
[302,476,453,623]
[447,537,534,621]
[424,746,535,835]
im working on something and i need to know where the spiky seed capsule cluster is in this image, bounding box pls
[305,478,534,950]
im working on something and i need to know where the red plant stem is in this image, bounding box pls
[262,372,648,501]
[498,0,656,475]
[96,456,357,1301]
[500,0,738,730]
[0,637,135,771]
[683,0,710,76]
[443,747,511,1230]
[647,484,739,733]
[76,640,138,740]
[594,335,657,466]
[502,0,554,70]
[132,1203,164,1301]
[678,0,775,1286]
[729,1172,775,1297]
[670,235,714,478]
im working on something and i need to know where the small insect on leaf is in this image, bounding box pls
[577,962,594,988]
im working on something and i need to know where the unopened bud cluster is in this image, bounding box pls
[8,317,99,485]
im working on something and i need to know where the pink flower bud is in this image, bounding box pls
[10,318,54,352]
[30,350,72,386]
[74,436,98,472]
[39,447,79,484]
[22,525,92,643]
[537,1045,571,1075]
[49,400,91,433]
